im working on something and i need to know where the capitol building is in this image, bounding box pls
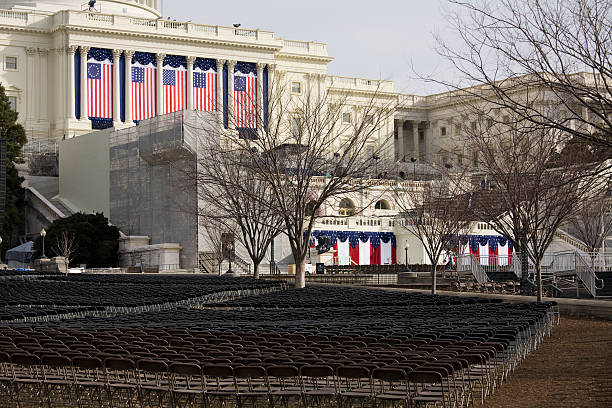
[0,0,584,272]
[0,0,454,162]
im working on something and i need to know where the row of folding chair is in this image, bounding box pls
[0,352,496,408]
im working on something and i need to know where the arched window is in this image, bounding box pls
[338,198,355,216]
[375,200,390,210]
[305,200,316,217]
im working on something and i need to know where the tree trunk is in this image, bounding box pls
[294,260,306,289]
[536,260,543,302]
[253,262,260,279]
[431,263,437,295]
[520,243,529,295]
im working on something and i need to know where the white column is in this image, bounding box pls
[112,49,122,124]
[125,50,134,123]
[412,121,420,159]
[256,63,264,129]
[38,48,49,122]
[267,64,276,126]
[55,47,65,127]
[424,122,432,159]
[79,46,90,121]
[216,59,225,122]
[186,56,195,111]
[25,47,36,123]
[67,46,78,120]
[227,60,236,129]
[156,53,165,116]
[396,120,405,161]
[268,64,276,99]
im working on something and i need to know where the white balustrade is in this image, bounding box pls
[234,28,257,38]
[87,13,114,23]
[283,40,309,50]
[0,9,27,22]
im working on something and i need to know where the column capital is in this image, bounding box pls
[227,60,237,69]
[25,47,37,56]
[79,45,90,55]
[66,45,78,55]
[124,49,135,58]
[112,49,123,59]
[54,47,65,55]
[156,52,166,62]
[37,48,49,56]
[256,62,265,71]
[186,56,196,65]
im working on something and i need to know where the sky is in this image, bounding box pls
[163,0,461,96]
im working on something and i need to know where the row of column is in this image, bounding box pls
[396,120,428,161]
[66,46,274,129]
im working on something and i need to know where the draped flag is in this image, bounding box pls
[234,63,257,128]
[311,230,396,266]
[359,236,371,265]
[131,52,156,121]
[161,55,186,115]
[193,58,217,112]
[87,48,113,120]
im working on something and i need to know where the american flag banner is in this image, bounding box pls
[131,52,157,121]
[87,48,113,120]
[161,55,186,115]
[234,63,257,128]
[193,58,217,112]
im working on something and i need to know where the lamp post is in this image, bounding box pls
[40,228,46,258]
[405,241,410,271]
[410,157,417,180]
[0,236,3,265]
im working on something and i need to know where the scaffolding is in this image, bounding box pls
[109,110,218,269]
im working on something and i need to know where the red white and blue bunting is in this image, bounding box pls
[310,231,397,266]
[455,235,513,266]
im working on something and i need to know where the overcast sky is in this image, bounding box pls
[163,0,460,96]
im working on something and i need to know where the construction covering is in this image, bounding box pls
[109,110,218,269]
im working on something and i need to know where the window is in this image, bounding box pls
[305,200,316,217]
[342,112,352,124]
[471,121,477,131]
[419,131,424,141]
[338,198,355,216]
[472,151,479,167]
[364,114,374,125]
[503,115,510,124]
[375,200,390,210]
[291,82,301,94]
[455,124,462,134]
[4,56,17,70]
[440,126,447,136]
[7,96,16,111]
[487,118,494,128]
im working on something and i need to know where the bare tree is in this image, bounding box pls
[394,169,472,295]
[53,231,78,267]
[457,114,610,301]
[434,0,612,148]
[196,142,283,279]
[199,221,229,275]
[223,79,396,288]
[566,194,612,265]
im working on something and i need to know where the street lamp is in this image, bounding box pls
[40,228,46,258]
[405,241,410,271]
[0,236,3,265]
[410,157,417,180]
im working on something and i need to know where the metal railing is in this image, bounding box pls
[456,254,489,284]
